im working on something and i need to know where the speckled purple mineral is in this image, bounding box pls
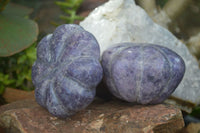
[32,24,103,118]
[102,43,185,104]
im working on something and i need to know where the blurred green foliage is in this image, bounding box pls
[156,0,168,8]
[0,43,36,95]
[0,0,10,12]
[0,0,38,96]
[190,106,200,118]
[55,0,84,24]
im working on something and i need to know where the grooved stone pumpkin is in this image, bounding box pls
[102,43,185,104]
[32,24,103,118]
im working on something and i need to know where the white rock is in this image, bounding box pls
[80,0,200,106]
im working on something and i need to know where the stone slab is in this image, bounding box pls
[0,99,184,133]
[184,123,200,133]
[3,88,34,103]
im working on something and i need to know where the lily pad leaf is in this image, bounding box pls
[2,3,33,17]
[0,3,38,57]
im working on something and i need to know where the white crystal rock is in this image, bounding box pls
[80,0,200,106]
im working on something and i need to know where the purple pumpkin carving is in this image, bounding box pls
[102,43,185,104]
[32,24,103,118]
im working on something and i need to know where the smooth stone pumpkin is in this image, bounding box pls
[32,24,103,118]
[102,43,185,104]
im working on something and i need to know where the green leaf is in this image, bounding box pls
[25,44,36,60]
[56,0,84,24]
[0,43,36,91]
[55,1,73,8]
[2,3,32,17]
[17,54,27,64]
[0,3,38,57]
[0,73,15,85]
[0,84,5,95]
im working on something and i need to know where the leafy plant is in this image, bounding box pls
[0,1,38,95]
[55,0,84,24]
[0,2,38,57]
[0,43,36,94]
